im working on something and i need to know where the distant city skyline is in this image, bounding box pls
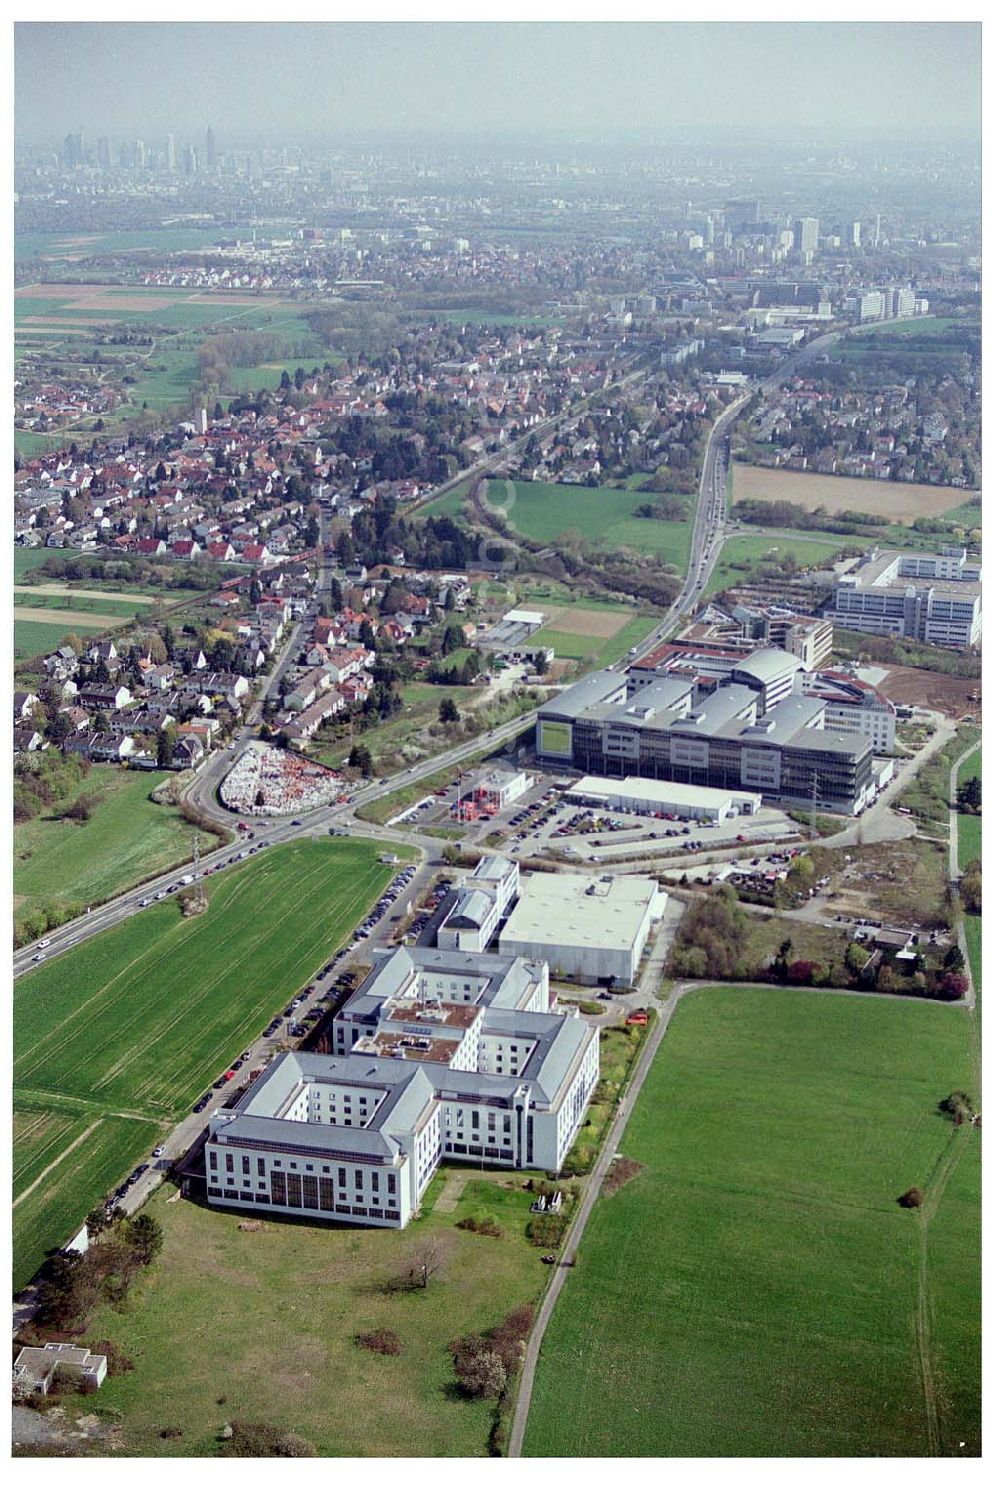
[15,21,982,145]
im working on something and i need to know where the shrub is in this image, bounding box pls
[898,1187,925,1209]
[160,1427,183,1439]
[526,1214,566,1248]
[937,971,969,1001]
[940,1090,976,1119]
[455,1215,503,1238]
[221,1421,317,1457]
[449,1337,509,1401]
[355,1328,403,1356]
[89,1340,134,1376]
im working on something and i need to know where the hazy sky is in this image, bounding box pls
[15,21,981,145]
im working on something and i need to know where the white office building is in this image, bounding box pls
[205,949,602,1228]
[825,549,982,648]
[437,855,520,953]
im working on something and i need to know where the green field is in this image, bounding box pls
[14,768,221,936]
[957,815,981,871]
[524,985,980,1457]
[56,1166,549,1456]
[14,619,80,661]
[706,531,849,595]
[530,613,655,670]
[13,1108,160,1293]
[420,476,475,518]
[13,838,405,1290]
[964,916,981,999]
[488,479,695,570]
[956,745,981,870]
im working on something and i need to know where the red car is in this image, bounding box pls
[626,1010,648,1027]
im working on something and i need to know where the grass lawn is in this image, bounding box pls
[535,612,657,671]
[13,1111,160,1294]
[957,816,981,871]
[13,546,82,581]
[963,916,981,998]
[61,1167,550,1456]
[13,838,406,1290]
[489,479,694,570]
[421,476,475,518]
[524,985,980,1457]
[706,532,849,595]
[14,768,221,934]
[14,618,79,661]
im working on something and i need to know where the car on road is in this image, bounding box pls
[36,939,51,950]
[152,1146,165,1158]
[32,953,45,963]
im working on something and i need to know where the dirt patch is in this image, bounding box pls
[14,605,130,629]
[16,584,159,605]
[72,295,174,312]
[733,463,971,523]
[603,1157,644,1197]
[878,667,982,718]
[187,294,284,307]
[547,606,631,639]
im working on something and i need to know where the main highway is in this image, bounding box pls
[13,327,845,982]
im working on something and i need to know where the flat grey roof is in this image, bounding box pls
[500,873,660,953]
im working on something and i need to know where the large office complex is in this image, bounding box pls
[825,548,982,648]
[536,647,875,814]
[205,949,599,1228]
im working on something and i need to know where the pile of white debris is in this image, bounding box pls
[220,745,344,816]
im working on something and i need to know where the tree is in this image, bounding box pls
[329,578,344,612]
[957,775,981,813]
[400,1239,444,1290]
[937,971,969,1001]
[942,944,966,973]
[455,1347,507,1401]
[959,864,982,914]
[126,1213,164,1265]
[348,743,374,777]
[439,697,460,725]
[773,936,793,981]
[844,942,870,979]
[157,725,178,769]
[248,573,262,607]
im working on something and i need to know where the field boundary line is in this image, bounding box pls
[914,1124,972,1455]
[13,1117,103,1209]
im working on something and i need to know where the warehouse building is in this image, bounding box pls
[498,872,668,986]
[566,774,762,823]
[206,949,599,1228]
